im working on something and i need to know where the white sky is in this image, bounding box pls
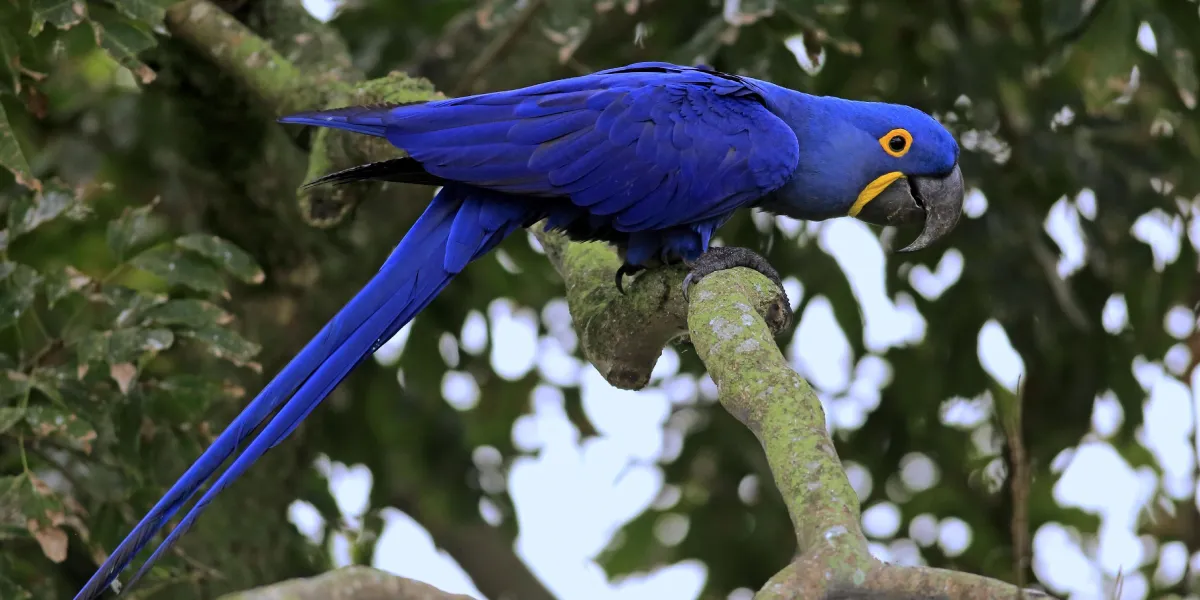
[288,4,1197,599]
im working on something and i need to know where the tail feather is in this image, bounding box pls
[277,102,425,138]
[301,158,448,189]
[74,186,530,600]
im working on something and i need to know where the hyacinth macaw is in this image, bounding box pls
[76,61,963,599]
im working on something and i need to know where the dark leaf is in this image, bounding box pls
[8,181,90,241]
[108,0,166,28]
[182,326,261,367]
[0,25,20,95]
[28,0,86,36]
[175,234,265,285]
[140,298,231,329]
[0,475,26,531]
[0,99,37,190]
[0,263,43,330]
[76,327,174,365]
[105,200,163,260]
[23,404,97,453]
[87,9,156,84]
[0,370,30,404]
[0,406,24,433]
[28,366,85,406]
[130,245,228,296]
[0,572,32,600]
[141,374,229,422]
[94,284,165,324]
[42,266,91,308]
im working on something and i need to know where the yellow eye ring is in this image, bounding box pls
[879,128,912,157]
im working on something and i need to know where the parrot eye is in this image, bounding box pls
[879,128,913,158]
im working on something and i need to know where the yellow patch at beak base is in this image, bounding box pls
[848,172,905,217]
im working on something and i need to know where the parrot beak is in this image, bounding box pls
[854,163,964,252]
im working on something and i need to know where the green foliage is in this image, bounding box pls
[0,183,262,598]
[0,0,170,189]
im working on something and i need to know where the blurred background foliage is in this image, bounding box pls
[2,0,1200,598]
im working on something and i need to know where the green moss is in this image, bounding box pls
[296,73,441,227]
[686,268,873,585]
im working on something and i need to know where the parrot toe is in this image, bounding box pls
[682,246,792,334]
[615,263,647,295]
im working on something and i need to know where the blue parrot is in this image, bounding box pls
[75,61,962,599]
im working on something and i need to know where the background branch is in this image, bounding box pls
[218,567,473,600]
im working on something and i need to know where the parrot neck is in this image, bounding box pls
[744,82,872,222]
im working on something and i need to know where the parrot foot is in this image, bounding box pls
[615,263,646,295]
[682,246,792,333]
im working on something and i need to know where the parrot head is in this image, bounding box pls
[762,91,965,252]
[836,100,964,252]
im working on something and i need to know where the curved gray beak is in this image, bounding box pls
[855,164,964,252]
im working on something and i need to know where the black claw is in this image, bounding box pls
[615,263,645,295]
[682,246,792,331]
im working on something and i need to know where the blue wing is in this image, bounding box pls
[281,62,801,234]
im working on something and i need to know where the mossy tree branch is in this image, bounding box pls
[537,230,1053,599]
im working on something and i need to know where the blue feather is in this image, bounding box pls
[73,187,531,600]
[78,60,963,599]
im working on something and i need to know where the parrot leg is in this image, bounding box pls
[681,246,792,333]
[615,263,646,295]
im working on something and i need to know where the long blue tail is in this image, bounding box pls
[75,186,531,599]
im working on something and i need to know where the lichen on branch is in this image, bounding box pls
[543,231,1047,599]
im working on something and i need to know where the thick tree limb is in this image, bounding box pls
[540,233,1052,599]
[532,225,692,390]
[165,0,319,115]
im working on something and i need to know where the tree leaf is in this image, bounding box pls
[108,0,166,28]
[0,24,20,96]
[0,572,33,600]
[29,366,86,407]
[0,100,37,191]
[0,406,25,434]
[106,200,163,260]
[130,246,229,296]
[28,0,87,36]
[8,181,90,241]
[182,326,261,367]
[42,265,91,308]
[88,10,156,85]
[23,405,96,454]
[140,298,231,329]
[95,284,165,324]
[141,374,227,421]
[0,263,43,331]
[175,234,265,285]
[76,327,174,365]
[0,370,30,404]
